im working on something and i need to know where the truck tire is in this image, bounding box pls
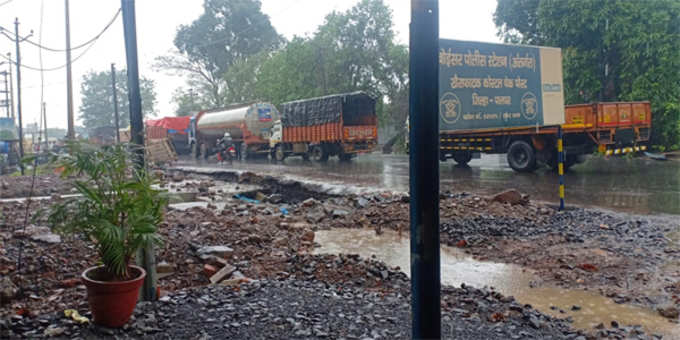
[547,150,580,172]
[452,151,472,165]
[274,145,286,162]
[192,143,200,159]
[200,143,208,160]
[240,144,249,160]
[302,153,310,161]
[311,145,329,162]
[507,140,537,172]
[339,153,353,162]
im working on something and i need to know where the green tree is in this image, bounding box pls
[252,0,409,126]
[172,88,204,116]
[494,0,680,149]
[78,70,156,131]
[159,0,282,108]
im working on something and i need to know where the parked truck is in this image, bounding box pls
[429,39,651,172]
[436,101,651,172]
[270,92,378,161]
[191,102,280,159]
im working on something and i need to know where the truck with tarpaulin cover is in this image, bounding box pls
[145,116,192,154]
[429,39,651,172]
[191,102,280,159]
[270,91,378,161]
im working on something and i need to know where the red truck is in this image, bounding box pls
[270,92,378,161]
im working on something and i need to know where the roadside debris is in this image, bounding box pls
[64,309,89,324]
[1,170,677,339]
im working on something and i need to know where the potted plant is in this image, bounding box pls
[48,142,166,327]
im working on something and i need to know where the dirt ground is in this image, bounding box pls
[1,170,678,338]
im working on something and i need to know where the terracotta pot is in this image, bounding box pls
[81,265,146,327]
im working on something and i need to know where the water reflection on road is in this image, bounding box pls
[183,153,680,215]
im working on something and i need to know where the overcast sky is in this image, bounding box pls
[0,0,499,130]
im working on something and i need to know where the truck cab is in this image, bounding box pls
[269,120,283,149]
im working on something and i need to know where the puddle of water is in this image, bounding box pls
[314,228,680,337]
[166,192,199,204]
[168,201,228,211]
[314,227,532,293]
[0,193,81,203]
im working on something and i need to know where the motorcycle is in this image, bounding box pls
[217,144,237,164]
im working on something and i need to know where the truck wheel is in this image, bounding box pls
[200,144,208,160]
[302,153,310,161]
[240,144,249,160]
[507,140,537,172]
[192,143,200,159]
[311,145,329,162]
[547,151,580,172]
[452,151,472,165]
[274,145,286,162]
[339,153,353,162]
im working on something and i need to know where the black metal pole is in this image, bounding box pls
[14,18,24,175]
[111,63,120,144]
[409,1,440,339]
[121,0,156,301]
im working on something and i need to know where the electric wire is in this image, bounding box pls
[0,7,120,71]
[23,8,121,52]
[0,0,13,8]
[0,34,100,72]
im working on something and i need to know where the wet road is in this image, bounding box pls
[181,153,680,215]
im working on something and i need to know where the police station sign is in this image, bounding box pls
[438,39,565,131]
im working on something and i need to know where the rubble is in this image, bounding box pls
[658,306,679,319]
[0,276,18,302]
[0,170,676,338]
[209,264,236,284]
[196,245,233,259]
[490,188,527,205]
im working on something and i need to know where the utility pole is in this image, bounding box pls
[7,53,14,120]
[111,63,120,143]
[122,0,156,301]
[14,18,25,175]
[42,102,48,151]
[409,1,440,339]
[65,0,75,139]
[0,68,8,117]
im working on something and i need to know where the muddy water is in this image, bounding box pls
[314,228,680,337]
[180,153,680,215]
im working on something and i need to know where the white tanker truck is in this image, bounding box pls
[190,102,280,159]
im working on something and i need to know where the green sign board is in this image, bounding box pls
[439,39,565,131]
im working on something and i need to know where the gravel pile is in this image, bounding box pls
[7,279,655,339]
